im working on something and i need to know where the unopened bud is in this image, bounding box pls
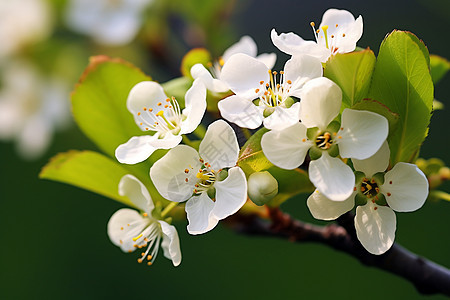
[248,171,278,206]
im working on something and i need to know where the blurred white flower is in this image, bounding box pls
[271,9,363,63]
[0,60,71,159]
[65,0,153,46]
[0,0,52,59]
[191,36,277,93]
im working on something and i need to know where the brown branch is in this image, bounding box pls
[227,208,450,296]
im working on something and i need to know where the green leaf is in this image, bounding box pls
[368,30,433,164]
[71,56,151,158]
[237,128,273,175]
[430,54,450,84]
[180,48,212,79]
[324,49,376,109]
[351,98,399,136]
[40,150,168,208]
[161,76,193,108]
[267,167,314,207]
[39,151,135,207]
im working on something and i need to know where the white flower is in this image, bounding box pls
[150,120,247,235]
[307,141,429,255]
[261,77,388,201]
[115,79,207,164]
[218,53,322,130]
[0,0,52,59]
[191,36,277,94]
[271,9,363,63]
[0,59,71,159]
[107,174,182,266]
[65,0,153,46]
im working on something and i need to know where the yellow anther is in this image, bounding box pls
[219,57,225,66]
[196,173,210,181]
[143,213,148,217]
[310,22,315,27]
[322,25,329,30]
[156,110,164,117]
[132,234,143,242]
[147,262,153,266]
[147,255,152,260]
[137,258,143,263]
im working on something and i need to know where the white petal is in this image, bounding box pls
[199,120,239,170]
[190,64,229,93]
[355,201,396,255]
[212,167,247,220]
[220,53,269,99]
[185,192,219,235]
[283,54,323,98]
[352,141,390,177]
[270,29,330,62]
[309,152,355,201]
[337,109,388,159]
[263,103,301,130]
[181,79,207,134]
[299,77,342,130]
[127,81,167,119]
[320,9,358,31]
[159,220,182,267]
[222,35,257,62]
[107,208,147,252]
[150,145,202,202]
[255,53,277,69]
[307,189,355,220]
[115,135,159,164]
[381,163,429,212]
[118,174,153,214]
[218,95,264,129]
[261,123,312,169]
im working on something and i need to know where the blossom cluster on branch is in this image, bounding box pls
[40,8,448,273]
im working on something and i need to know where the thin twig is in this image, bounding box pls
[227,208,450,296]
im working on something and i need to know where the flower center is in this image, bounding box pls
[315,132,333,150]
[254,70,293,107]
[207,57,225,79]
[135,97,183,136]
[310,21,346,54]
[121,217,162,266]
[360,178,380,199]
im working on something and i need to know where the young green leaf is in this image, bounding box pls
[180,48,212,79]
[368,30,433,164]
[237,128,273,175]
[430,54,450,84]
[72,56,151,158]
[266,166,315,207]
[324,49,376,110]
[39,150,167,207]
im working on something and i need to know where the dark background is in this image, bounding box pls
[1,0,449,299]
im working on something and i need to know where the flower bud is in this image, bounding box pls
[248,171,278,206]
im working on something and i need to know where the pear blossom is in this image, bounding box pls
[0,0,52,59]
[218,53,323,130]
[191,36,277,94]
[0,60,71,159]
[115,79,206,164]
[307,141,429,255]
[107,174,182,266]
[65,0,153,46]
[150,120,247,235]
[261,77,388,201]
[271,8,363,63]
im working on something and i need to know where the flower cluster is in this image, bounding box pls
[57,8,433,266]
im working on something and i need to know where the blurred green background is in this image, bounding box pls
[1,0,449,299]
